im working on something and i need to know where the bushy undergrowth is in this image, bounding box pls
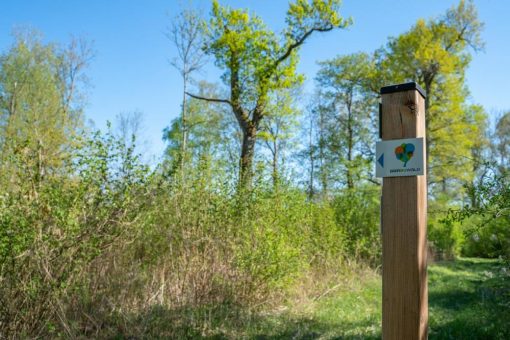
[332,186,381,266]
[461,215,510,260]
[0,129,380,338]
[433,174,510,264]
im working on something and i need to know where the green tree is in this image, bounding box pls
[376,0,486,197]
[0,29,91,195]
[494,111,510,175]
[301,101,320,198]
[259,87,301,190]
[188,0,350,189]
[467,104,490,208]
[302,91,330,198]
[314,52,377,190]
[442,112,510,263]
[163,81,239,183]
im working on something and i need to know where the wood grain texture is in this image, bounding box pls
[381,89,428,339]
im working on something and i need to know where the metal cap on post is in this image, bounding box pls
[380,82,426,99]
[378,81,428,339]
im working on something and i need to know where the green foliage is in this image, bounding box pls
[235,187,345,291]
[313,52,377,192]
[495,111,510,173]
[429,220,465,260]
[258,87,302,188]
[461,215,510,260]
[332,186,380,264]
[438,112,510,263]
[163,81,238,182]
[200,0,350,187]
[207,0,349,96]
[0,125,152,337]
[376,0,486,198]
[303,53,380,263]
[0,29,91,201]
[447,171,510,264]
[426,192,465,259]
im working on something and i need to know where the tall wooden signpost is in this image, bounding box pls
[376,82,428,339]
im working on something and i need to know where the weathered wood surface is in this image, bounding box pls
[381,87,428,340]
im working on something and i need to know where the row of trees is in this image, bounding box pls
[164,0,509,259]
[166,0,487,198]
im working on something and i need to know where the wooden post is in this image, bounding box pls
[380,82,428,339]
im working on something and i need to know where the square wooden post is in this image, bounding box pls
[380,82,428,339]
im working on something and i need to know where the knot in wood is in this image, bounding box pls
[405,100,417,114]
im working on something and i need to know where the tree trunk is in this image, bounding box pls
[346,91,354,190]
[308,112,315,199]
[318,103,328,197]
[181,75,188,173]
[239,126,256,190]
[272,140,278,190]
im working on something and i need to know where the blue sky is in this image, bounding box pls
[1,0,509,161]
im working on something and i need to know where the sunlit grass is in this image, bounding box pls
[226,258,509,339]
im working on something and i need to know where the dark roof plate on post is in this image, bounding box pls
[380,81,426,99]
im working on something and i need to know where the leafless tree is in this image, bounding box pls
[166,5,207,169]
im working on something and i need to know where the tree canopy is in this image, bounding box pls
[189,0,351,189]
[376,0,486,197]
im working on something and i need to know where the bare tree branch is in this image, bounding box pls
[185,91,232,106]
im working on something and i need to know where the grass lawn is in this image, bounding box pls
[228,258,510,339]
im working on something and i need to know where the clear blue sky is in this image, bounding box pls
[1,0,509,160]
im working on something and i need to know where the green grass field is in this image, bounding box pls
[220,258,510,339]
[249,259,510,339]
[114,258,509,339]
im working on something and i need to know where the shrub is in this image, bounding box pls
[332,185,381,265]
[0,127,152,337]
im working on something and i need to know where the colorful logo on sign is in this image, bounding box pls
[395,143,415,167]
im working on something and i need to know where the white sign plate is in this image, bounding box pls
[376,137,424,178]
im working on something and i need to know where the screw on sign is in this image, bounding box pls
[394,143,415,167]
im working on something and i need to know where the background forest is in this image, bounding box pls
[1,0,509,338]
